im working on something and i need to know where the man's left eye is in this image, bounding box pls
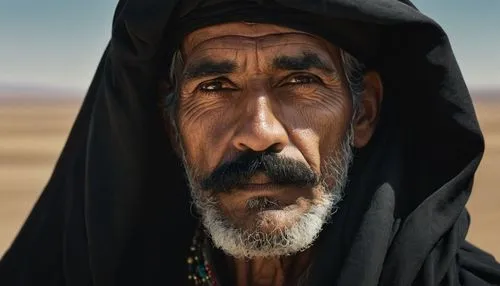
[285,74,320,85]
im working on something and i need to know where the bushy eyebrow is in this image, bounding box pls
[183,59,236,81]
[272,52,335,74]
[181,52,335,82]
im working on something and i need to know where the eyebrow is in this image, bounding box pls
[183,59,237,81]
[272,52,335,74]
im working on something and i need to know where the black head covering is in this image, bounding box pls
[1,0,500,285]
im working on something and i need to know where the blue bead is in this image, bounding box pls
[197,265,207,277]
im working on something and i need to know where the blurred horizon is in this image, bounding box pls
[0,0,499,95]
[1,81,499,99]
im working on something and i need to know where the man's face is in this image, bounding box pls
[169,22,380,258]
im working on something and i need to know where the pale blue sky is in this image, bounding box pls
[0,0,498,94]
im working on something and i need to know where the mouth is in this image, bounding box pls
[247,172,272,184]
[217,173,309,207]
[238,182,280,192]
[236,173,282,192]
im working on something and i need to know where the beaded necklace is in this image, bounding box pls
[186,228,312,286]
[187,228,217,285]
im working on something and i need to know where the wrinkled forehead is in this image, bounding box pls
[181,22,340,61]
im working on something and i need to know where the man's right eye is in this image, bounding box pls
[198,78,236,93]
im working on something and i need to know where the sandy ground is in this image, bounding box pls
[1,97,499,261]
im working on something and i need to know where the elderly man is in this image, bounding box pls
[1,0,500,285]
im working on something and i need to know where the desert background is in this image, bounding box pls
[0,90,499,260]
[0,0,499,272]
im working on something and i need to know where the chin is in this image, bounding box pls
[241,201,305,233]
[196,192,337,259]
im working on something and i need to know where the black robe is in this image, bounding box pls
[1,0,500,285]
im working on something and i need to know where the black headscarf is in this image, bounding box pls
[1,0,500,285]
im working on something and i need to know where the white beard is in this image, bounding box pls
[179,124,354,259]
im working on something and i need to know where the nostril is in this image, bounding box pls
[268,142,285,153]
[236,141,249,151]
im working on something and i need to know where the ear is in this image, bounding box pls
[352,71,384,148]
[159,80,183,157]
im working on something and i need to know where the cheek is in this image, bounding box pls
[280,88,351,172]
[177,95,236,173]
[312,89,353,158]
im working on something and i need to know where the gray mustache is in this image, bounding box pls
[200,151,319,193]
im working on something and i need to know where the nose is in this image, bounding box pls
[232,96,289,153]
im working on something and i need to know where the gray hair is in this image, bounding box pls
[163,48,366,116]
[340,49,366,112]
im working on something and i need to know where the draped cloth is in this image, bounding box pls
[1,0,500,285]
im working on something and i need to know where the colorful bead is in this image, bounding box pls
[197,265,207,277]
[187,228,216,285]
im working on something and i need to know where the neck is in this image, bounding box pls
[226,248,313,286]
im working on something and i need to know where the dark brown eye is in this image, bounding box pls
[198,78,236,93]
[200,81,223,91]
[284,74,321,86]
